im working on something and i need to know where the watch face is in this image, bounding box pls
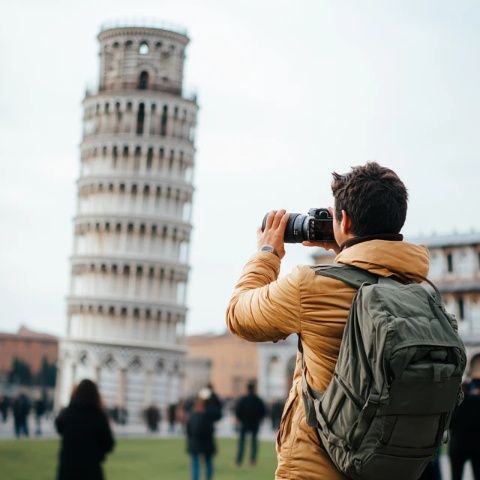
[261,245,274,253]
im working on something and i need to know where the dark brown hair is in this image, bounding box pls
[70,379,102,409]
[331,162,408,236]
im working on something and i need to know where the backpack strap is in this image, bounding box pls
[300,264,378,430]
[311,263,379,289]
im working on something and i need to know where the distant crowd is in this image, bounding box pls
[0,390,53,437]
[51,379,276,480]
[1,380,283,480]
[3,370,480,480]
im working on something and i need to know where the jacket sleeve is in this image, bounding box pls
[55,408,66,435]
[100,412,115,455]
[226,252,302,342]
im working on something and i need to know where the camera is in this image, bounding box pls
[261,208,335,243]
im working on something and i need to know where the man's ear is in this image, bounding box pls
[341,209,352,235]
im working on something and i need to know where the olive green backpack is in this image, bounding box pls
[301,264,466,480]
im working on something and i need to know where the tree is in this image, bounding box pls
[36,356,57,387]
[7,357,32,385]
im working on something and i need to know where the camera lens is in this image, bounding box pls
[261,213,308,243]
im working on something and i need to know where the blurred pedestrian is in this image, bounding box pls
[186,396,216,480]
[201,384,222,423]
[418,453,442,480]
[12,392,31,438]
[177,400,187,433]
[34,392,47,436]
[168,403,177,433]
[235,381,266,467]
[449,354,480,480]
[55,379,115,480]
[0,395,10,422]
[270,398,283,431]
[144,405,161,433]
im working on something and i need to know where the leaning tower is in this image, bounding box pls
[56,23,198,422]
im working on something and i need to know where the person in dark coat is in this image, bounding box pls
[144,405,161,433]
[186,396,216,480]
[12,392,31,438]
[418,453,442,480]
[202,384,223,423]
[449,354,480,480]
[235,380,266,466]
[270,398,284,431]
[55,379,115,480]
[168,403,177,433]
[34,393,47,436]
[0,395,10,422]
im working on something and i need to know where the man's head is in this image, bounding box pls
[247,380,256,394]
[331,162,408,245]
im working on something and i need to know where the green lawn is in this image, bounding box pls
[1,437,277,480]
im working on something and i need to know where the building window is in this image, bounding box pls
[139,42,149,55]
[136,103,145,135]
[457,297,465,320]
[160,105,168,136]
[447,253,453,273]
[146,148,153,170]
[138,71,149,90]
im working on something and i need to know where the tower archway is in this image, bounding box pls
[138,71,149,90]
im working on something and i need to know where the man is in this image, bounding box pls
[144,404,161,433]
[448,354,480,480]
[13,392,31,438]
[226,162,429,479]
[34,392,46,436]
[200,384,223,423]
[235,380,266,467]
[168,402,177,433]
[0,395,9,423]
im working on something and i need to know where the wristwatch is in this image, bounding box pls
[260,245,279,258]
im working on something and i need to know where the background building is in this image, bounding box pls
[257,336,296,403]
[185,332,258,399]
[417,232,480,362]
[56,24,198,422]
[0,326,58,387]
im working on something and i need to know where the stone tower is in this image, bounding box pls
[56,24,198,421]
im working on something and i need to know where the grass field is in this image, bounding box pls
[0,437,277,480]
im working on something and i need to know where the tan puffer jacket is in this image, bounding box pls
[226,239,430,480]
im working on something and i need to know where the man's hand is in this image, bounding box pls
[302,240,341,254]
[257,210,289,259]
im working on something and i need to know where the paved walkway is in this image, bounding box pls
[0,415,474,479]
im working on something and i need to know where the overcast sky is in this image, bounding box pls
[1,0,479,337]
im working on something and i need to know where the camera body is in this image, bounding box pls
[261,208,335,243]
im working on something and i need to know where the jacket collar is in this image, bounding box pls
[340,233,403,252]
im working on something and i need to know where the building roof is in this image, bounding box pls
[0,325,58,342]
[309,232,480,257]
[408,232,480,248]
[437,280,480,294]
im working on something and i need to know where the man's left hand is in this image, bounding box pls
[257,210,289,259]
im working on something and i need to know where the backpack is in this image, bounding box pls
[300,264,467,480]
